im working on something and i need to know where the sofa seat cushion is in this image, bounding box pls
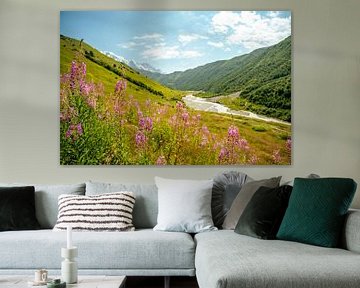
[195,230,360,288]
[0,229,195,270]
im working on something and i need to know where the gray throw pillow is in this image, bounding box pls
[212,171,251,228]
[153,177,217,233]
[222,177,281,230]
[283,173,320,186]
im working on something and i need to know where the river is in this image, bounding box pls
[182,94,290,125]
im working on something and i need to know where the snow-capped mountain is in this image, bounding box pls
[101,51,161,73]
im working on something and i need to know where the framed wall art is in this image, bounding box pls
[60,11,291,165]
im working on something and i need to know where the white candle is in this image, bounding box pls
[67,225,72,249]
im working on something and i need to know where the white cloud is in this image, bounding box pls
[142,45,203,60]
[207,41,224,48]
[178,34,208,45]
[211,11,242,33]
[211,11,291,51]
[145,42,166,49]
[133,33,164,41]
[119,33,165,50]
[118,41,137,49]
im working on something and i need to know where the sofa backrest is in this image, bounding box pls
[86,181,158,229]
[0,183,86,229]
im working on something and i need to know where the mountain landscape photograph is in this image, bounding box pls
[60,11,292,165]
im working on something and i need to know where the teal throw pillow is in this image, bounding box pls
[277,178,357,247]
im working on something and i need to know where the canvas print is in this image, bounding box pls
[60,11,291,165]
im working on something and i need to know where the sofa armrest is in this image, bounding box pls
[342,209,360,253]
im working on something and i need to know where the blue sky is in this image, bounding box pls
[60,11,291,74]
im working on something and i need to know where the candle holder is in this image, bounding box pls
[61,247,78,284]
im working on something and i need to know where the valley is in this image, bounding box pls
[183,94,290,125]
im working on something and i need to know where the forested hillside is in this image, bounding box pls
[144,36,291,121]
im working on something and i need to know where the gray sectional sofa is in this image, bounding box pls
[0,181,360,288]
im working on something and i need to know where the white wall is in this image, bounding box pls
[0,0,359,208]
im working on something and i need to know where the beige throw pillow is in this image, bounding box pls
[222,177,281,230]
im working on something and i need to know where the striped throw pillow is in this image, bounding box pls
[53,192,136,231]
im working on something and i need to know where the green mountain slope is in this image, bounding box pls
[60,35,184,104]
[145,36,291,121]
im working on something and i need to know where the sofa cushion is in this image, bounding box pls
[0,183,86,229]
[277,178,357,247]
[222,177,281,229]
[234,185,292,239]
[342,209,360,253]
[153,177,216,233]
[195,230,360,288]
[53,192,136,232]
[86,182,158,229]
[212,171,251,228]
[0,186,40,231]
[0,229,195,272]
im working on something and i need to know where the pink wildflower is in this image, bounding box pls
[168,115,177,126]
[65,129,72,138]
[80,62,86,76]
[156,156,167,165]
[228,125,239,139]
[135,131,147,147]
[80,81,94,96]
[70,61,78,90]
[250,155,258,165]
[65,123,83,140]
[176,102,184,110]
[200,125,210,146]
[60,73,70,84]
[114,99,121,115]
[286,138,292,152]
[76,123,83,135]
[60,113,66,122]
[239,139,249,150]
[272,150,281,164]
[182,112,190,122]
[218,147,229,162]
[115,80,127,93]
[139,117,153,132]
[86,98,97,109]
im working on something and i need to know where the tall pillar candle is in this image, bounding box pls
[67,225,72,249]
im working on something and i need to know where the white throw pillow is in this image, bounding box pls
[53,192,135,231]
[153,177,217,233]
